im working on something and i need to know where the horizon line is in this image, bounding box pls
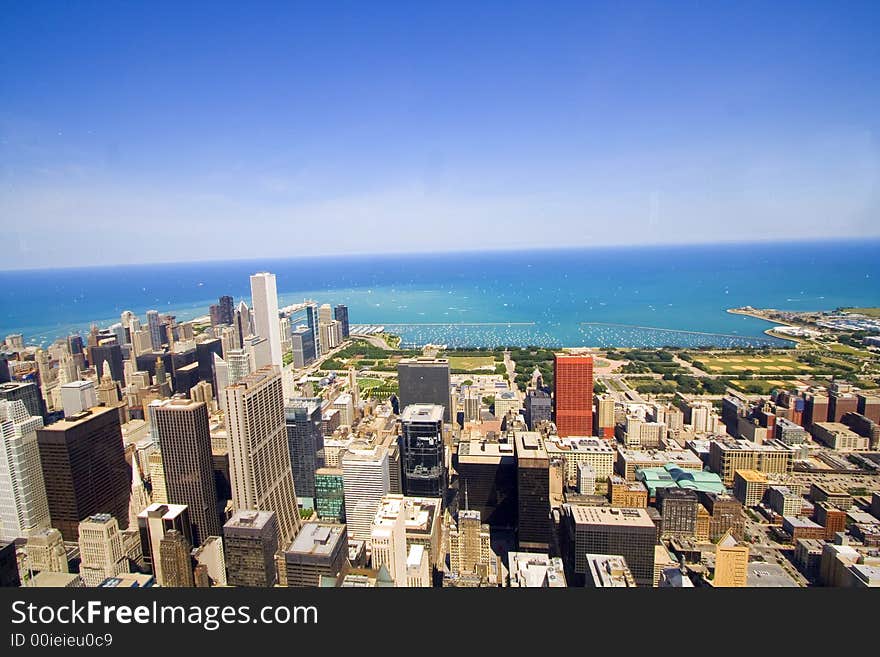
[2,234,879,274]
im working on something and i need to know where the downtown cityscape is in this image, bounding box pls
[2,0,880,618]
[1,265,880,590]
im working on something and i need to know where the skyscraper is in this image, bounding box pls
[36,406,131,541]
[515,432,551,552]
[159,529,194,587]
[400,404,447,497]
[0,399,50,542]
[397,358,452,422]
[333,305,350,339]
[283,521,348,587]
[146,310,163,351]
[223,510,279,587]
[285,398,324,502]
[371,496,409,587]
[554,353,594,437]
[149,399,221,546]
[249,272,283,367]
[77,514,127,586]
[0,381,45,421]
[137,503,193,585]
[341,443,391,541]
[225,366,301,546]
[290,325,316,368]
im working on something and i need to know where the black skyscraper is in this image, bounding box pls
[400,404,447,498]
[333,305,350,339]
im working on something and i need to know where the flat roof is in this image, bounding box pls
[224,509,275,530]
[288,522,346,556]
[400,404,444,423]
[566,504,655,528]
[39,405,117,431]
[734,469,767,483]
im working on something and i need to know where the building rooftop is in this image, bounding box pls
[287,522,346,556]
[39,405,116,431]
[138,503,188,521]
[546,436,615,454]
[457,439,515,461]
[401,404,445,423]
[566,504,655,528]
[224,509,275,531]
[746,562,799,587]
[585,554,637,587]
[734,469,767,483]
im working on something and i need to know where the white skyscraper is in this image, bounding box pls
[341,443,390,542]
[224,366,301,546]
[371,495,409,587]
[60,380,97,417]
[78,513,127,586]
[249,272,283,367]
[0,399,50,542]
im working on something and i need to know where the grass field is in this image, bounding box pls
[357,377,385,391]
[694,354,804,374]
[841,307,880,318]
[729,379,796,394]
[448,355,497,370]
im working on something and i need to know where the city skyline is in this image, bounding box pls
[3,2,879,270]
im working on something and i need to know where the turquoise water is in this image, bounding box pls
[1,240,878,348]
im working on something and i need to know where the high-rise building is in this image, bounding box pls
[448,509,493,582]
[595,393,616,438]
[0,541,20,588]
[657,488,699,539]
[242,335,271,371]
[223,510,279,587]
[515,432,550,551]
[149,399,221,546]
[249,272,283,367]
[146,310,163,351]
[397,358,452,423]
[857,394,880,425]
[90,342,125,386]
[524,389,552,430]
[225,366,301,546]
[0,381,45,421]
[137,503,193,586]
[454,440,517,527]
[285,398,324,502]
[314,468,345,522]
[341,443,391,541]
[713,531,749,587]
[217,296,235,326]
[400,404,446,498]
[283,521,348,587]
[304,304,322,358]
[370,496,410,587]
[553,354,594,437]
[561,505,657,587]
[333,305,350,339]
[290,326,316,368]
[0,399,50,542]
[36,406,130,541]
[159,529,194,587]
[77,514,127,586]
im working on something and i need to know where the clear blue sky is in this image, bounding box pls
[2,1,878,269]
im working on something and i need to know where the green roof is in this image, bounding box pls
[635,463,725,496]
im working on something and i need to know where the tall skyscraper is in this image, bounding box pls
[333,305,350,339]
[149,399,221,546]
[0,381,45,421]
[305,303,322,357]
[448,509,493,582]
[713,531,749,587]
[314,467,345,522]
[225,366,301,546]
[249,272,283,367]
[60,380,97,417]
[515,432,551,552]
[217,296,235,326]
[223,510,279,587]
[290,325,316,368]
[400,404,447,497]
[146,310,163,351]
[36,406,131,541]
[285,398,324,502]
[341,443,391,541]
[0,399,50,542]
[554,353,594,437]
[91,342,125,385]
[371,496,409,587]
[397,358,452,422]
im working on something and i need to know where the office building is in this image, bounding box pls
[508,552,567,587]
[225,366,301,546]
[713,531,749,587]
[341,443,391,541]
[223,510,279,587]
[36,406,130,541]
[285,398,324,501]
[314,468,345,522]
[137,503,193,586]
[400,404,446,498]
[0,399,50,541]
[77,514,128,587]
[291,325,317,368]
[0,541,20,587]
[149,399,221,546]
[595,393,616,438]
[453,440,517,527]
[523,389,552,430]
[857,394,880,424]
[733,470,768,507]
[814,502,847,540]
[553,353,594,437]
[249,272,283,367]
[284,521,348,587]
[448,509,493,582]
[370,496,410,587]
[397,358,452,423]
[515,432,551,551]
[192,535,226,587]
[0,381,45,421]
[333,305,350,339]
[159,529,194,587]
[584,553,637,587]
[810,422,869,451]
[607,476,649,508]
[616,447,703,481]
[544,436,615,484]
[578,463,596,495]
[562,505,657,586]
[708,438,793,486]
[657,488,699,539]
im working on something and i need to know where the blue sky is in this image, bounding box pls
[1,1,878,269]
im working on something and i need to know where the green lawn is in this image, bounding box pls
[448,355,497,370]
[357,377,385,391]
[693,354,804,374]
[841,307,880,318]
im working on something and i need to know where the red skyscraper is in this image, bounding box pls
[554,353,594,437]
